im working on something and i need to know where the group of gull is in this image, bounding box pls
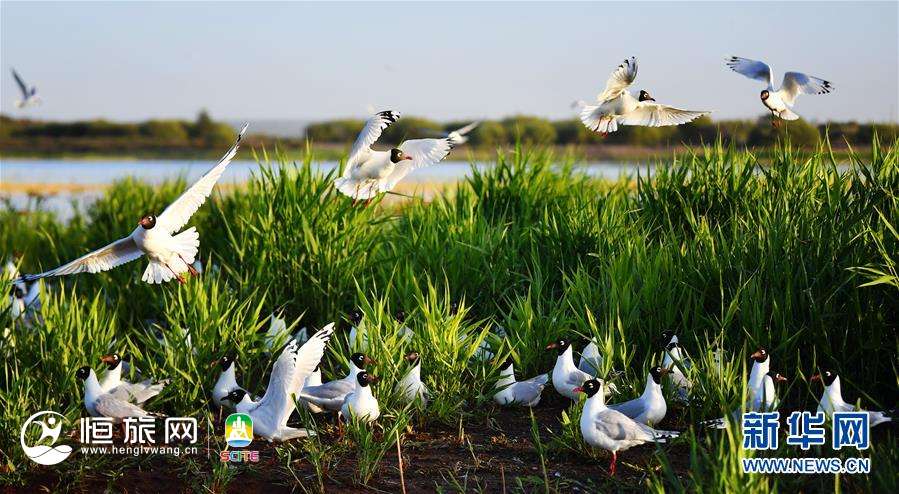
[6,56,862,475]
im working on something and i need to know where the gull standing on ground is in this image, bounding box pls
[15,125,247,285]
[223,324,335,441]
[333,111,472,204]
[725,56,833,125]
[493,358,550,407]
[98,353,169,405]
[578,57,710,136]
[607,366,671,426]
[812,370,892,427]
[395,351,428,405]
[11,69,41,108]
[341,371,381,423]
[547,338,615,400]
[299,352,375,412]
[575,379,678,476]
[76,366,162,420]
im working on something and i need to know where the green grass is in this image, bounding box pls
[1,135,897,492]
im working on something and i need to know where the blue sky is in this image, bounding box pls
[1,1,896,123]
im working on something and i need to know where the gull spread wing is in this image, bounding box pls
[597,57,638,102]
[726,56,774,89]
[156,124,247,234]
[19,237,143,282]
[779,72,833,106]
[345,110,401,172]
[255,324,335,426]
[619,104,710,127]
[384,137,455,190]
[11,69,28,98]
[447,121,480,143]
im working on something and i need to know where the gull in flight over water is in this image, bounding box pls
[578,57,710,136]
[725,56,833,126]
[11,68,41,108]
[15,125,247,285]
[333,111,472,205]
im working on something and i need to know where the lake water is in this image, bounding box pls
[0,158,653,220]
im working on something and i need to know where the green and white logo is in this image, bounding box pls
[224,413,252,448]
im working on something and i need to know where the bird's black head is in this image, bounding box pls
[659,330,677,347]
[575,379,602,398]
[750,347,769,363]
[357,371,379,387]
[760,90,770,100]
[139,214,156,230]
[499,358,514,371]
[649,365,670,384]
[10,285,24,299]
[348,309,363,325]
[216,354,236,370]
[350,352,374,369]
[390,148,412,163]
[404,351,421,365]
[449,301,460,315]
[394,310,406,324]
[638,90,655,102]
[812,370,838,386]
[75,366,91,381]
[225,389,247,403]
[545,338,571,355]
[100,353,121,370]
[768,371,788,384]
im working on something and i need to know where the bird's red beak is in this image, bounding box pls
[573,386,584,393]
[810,374,821,383]
[363,356,377,366]
[368,375,381,383]
[404,155,414,161]
[545,343,559,350]
[775,374,788,383]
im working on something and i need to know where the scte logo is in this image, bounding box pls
[219,450,260,463]
[21,411,73,465]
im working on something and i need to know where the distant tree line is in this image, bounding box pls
[305,115,899,148]
[0,110,235,147]
[2,112,896,151]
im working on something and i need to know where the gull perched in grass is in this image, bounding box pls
[98,353,169,405]
[341,371,381,423]
[299,352,375,412]
[212,354,250,409]
[578,57,710,136]
[493,358,549,407]
[812,370,892,427]
[15,124,247,285]
[11,68,41,108]
[395,351,428,405]
[547,338,616,400]
[76,366,163,420]
[607,366,671,426]
[223,323,335,441]
[333,110,470,204]
[578,338,604,376]
[9,278,41,327]
[703,348,780,428]
[725,56,833,125]
[659,331,691,400]
[575,379,678,476]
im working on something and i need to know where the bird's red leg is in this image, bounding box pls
[609,451,617,476]
[179,255,198,276]
[166,264,186,284]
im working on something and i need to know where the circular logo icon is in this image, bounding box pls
[20,411,73,465]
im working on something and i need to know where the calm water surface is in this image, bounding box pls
[0,158,655,220]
